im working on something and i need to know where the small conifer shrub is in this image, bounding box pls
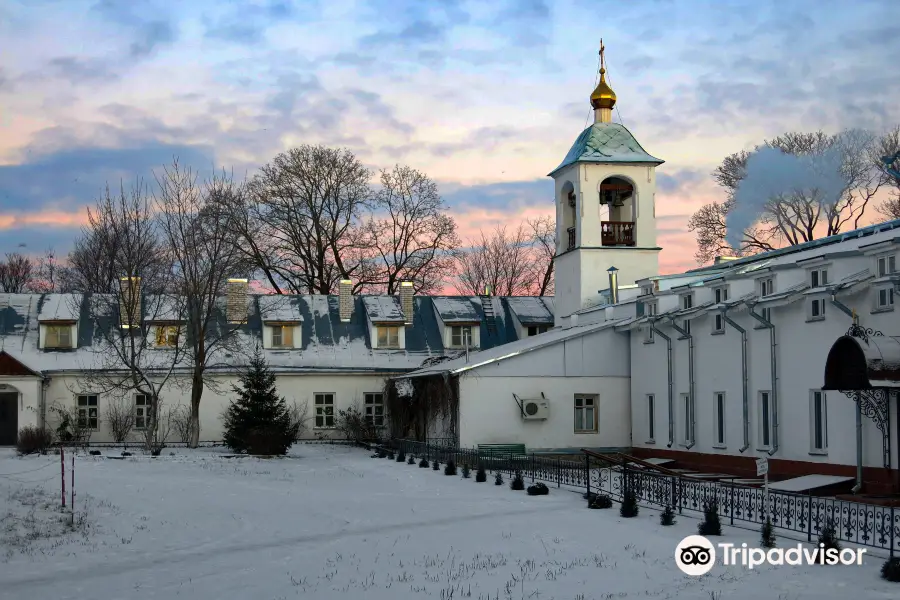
[588,494,613,509]
[527,483,549,496]
[378,449,387,458]
[698,499,722,536]
[432,460,440,470]
[387,451,395,460]
[396,451,406,462]
[475,464,487,482]
[419,457,429,468]
[761,517,776,548]
[461,464,470,478]
[620,489,639,518]
[510,471,525,491]
[495,472,503,485]
[818,518,841,556]
[881,557,900,582]
[444,460,457,476]
[660,505,676,526]
[408,455,415,464]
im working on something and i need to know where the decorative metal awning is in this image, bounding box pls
[823,324,900,469]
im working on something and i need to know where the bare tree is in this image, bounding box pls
[155,160,250,448]
[0,253,33,292]
[170,405,199,445]
[688,129,890,264]
[874,126,900,220]
[455,224,542,296]
[528,216,556,296]
[355,165,460,294]
[105,398,136,445]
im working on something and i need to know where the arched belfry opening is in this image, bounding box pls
[560,181,576,251]
[598,176,636,246]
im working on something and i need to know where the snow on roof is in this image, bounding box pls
[37,294,81,322]
[549,122,664,176]
[362,296,404,323]
[506,297,554,325]
[258,295,303,322]
[432,297,481,323]
[143,295,184,322]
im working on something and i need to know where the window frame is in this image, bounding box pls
[713,392,726,448]
[875,286,895,311]
[809,390,828,455]
[134,393,152,430]
[271,324,294,348]
[646,394,655,444]
[377,325,400,349]
[314,393,335,428]
[808,296,826,321]
[758,390,773,450]
[76,394,99,430]
[809,267,828,289]
[643,302,657,343]
[44,324,72,349]
[155,325,180,348]
[450,325,473,348]
[573,394,598,433]
[364,392,384,428]
[876,254,897,278]
[527,325,549,337]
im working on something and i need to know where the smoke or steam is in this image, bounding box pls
[725,146,845,249]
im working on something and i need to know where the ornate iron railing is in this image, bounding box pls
[566,227,576,250]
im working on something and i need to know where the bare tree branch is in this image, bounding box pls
[454,224,542,296]
[0,253,33,293]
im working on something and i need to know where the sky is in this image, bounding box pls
[1,0,899,279]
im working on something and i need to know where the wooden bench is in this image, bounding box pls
[477,443,527,460]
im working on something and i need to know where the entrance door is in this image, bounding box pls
[0,392,17,445]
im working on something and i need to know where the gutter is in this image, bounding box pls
[747,305,778,456]
[721,312,750,452]
[649,320,675,448]
[669,319,695,449]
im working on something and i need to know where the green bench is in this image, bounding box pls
[477,443,527,460]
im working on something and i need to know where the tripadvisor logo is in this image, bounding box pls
[675,535,866,575]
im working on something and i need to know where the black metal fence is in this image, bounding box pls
[391,439,900,557]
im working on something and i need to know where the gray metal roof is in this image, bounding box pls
[549,122,664,177]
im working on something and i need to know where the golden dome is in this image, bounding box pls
[590,68,616,110]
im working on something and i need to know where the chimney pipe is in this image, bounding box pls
[399,281,414,325]
[339,280,353,322]
[119,276,141,328]
[607,266,619,304]
[226,278,248,324]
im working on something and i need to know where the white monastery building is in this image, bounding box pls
[1,48,899,495]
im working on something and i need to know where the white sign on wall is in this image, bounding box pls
[756,457,768,476]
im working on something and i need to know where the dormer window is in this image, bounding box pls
[876,287,894,311]
[680,294,693,335]
[643,301,657,343]
[44,324,73,349]
[640,285,654,297]
[377,325,400,349]
[877,254,897,277]
[527,325,549,337]
[155,325,179,348]
[712,286,728,333]
[810,268,828,288]
[758,277,774,323]
[271,325,294,348]
[450,325,472,348]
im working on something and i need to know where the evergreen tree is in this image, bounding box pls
[818,518,841,553]
[494,472,503,485]
[660,505,676,525]
[698,499,722,536]
[620,489,639,518]
[222,346,299,455]
[761,517,776,548]
[475,464,487,482]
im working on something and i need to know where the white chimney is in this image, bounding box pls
[339,279,353,322]
[226,278,248,324]
[399,281,414,325]
[119,276,141,328]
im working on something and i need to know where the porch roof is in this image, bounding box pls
[823,331,900,389]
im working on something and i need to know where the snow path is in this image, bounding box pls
[0,445,895,600]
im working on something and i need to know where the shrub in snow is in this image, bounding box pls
[89,450,102,456]
[461,464,470,478]
[16,426,52,455]
[419,457,429,468]
[818,518,841,554]
[881,557,900,582]
[660,505,676,526]
[387,451,395,459]
[377,449,387,458]
[495,472,503,486]
[527,483,549,496]
[396,451,406,462]
[222,346,299,455]
[407,455,415,464]
[444,460,457,476]
[620,489,639,518]
[698,499,722,536]
[432,460,440,470]
[589,494,613,509]
[761,517,776,548]
[475,464,487,482]
[510,471,525,491]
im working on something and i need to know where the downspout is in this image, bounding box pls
[721,312,750,452]
[829,290,863,492]
[40,376,50,431]
[649,320,674,448]
[748,306,778,456]
[669,319,695,449]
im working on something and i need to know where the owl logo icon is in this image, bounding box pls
[675,535,716,575]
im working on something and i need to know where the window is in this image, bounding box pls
[364,393,384,427]
[712,287,728,333]
[809,390,827,453]
[644,302,657,343]
[758,391,773,449]
[758,278,773,323]
[574,395,597,433]
[77,394,98,430]
[680,294,692,335]
[876,287,895,310]
[314,393,334,428]
[377,326,400,348]
[44,325,72,349]
[681,393,692,445]
[877,254,896,277]
[135,394,152,430]
[450,325,472,348]
[646,394,655,443]
[640,285,654,297]
[527,325,549,337]
[271,325,293,348]
[809,297,826,320]
[713,392,726,447]
[809,268,828,288]
[155,326,179,347]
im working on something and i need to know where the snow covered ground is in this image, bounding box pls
[0,444,895,600]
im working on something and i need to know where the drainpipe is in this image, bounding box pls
[40,376,50,431]
[829,291,854,319]
[748,306,778,456]
[649,320,675,448]
[669,319,695,449]
[721,312,750,453]
[828,289,863,491]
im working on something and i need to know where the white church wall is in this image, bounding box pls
[0,376,41,432]
[457,375,631,450]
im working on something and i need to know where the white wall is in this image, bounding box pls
[0,376,42,433]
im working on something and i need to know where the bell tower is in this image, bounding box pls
[551,42,664,325]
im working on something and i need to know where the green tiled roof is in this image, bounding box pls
[549,122,663,177]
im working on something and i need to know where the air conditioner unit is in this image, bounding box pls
[521,399,549,420]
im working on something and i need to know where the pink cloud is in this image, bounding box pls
[0,209,90,230]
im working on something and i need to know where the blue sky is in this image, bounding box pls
[1,0,899,273]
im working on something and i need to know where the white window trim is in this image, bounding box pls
[873,286,895,313]
[364,392,385,428]
[876,253,897,278]
[377,325,401,349]
[314,393,335,429]
[574,394,598,433]
[643,302,657,344]
[757,390,773,451]
[646,394,655,444]
[713,392,726,449]
[807,296,826,322]
[134,394,152,430]
[808,266,829,289]
[76,394,99,431]
[809,390,828,455]
[449,325,473,348]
